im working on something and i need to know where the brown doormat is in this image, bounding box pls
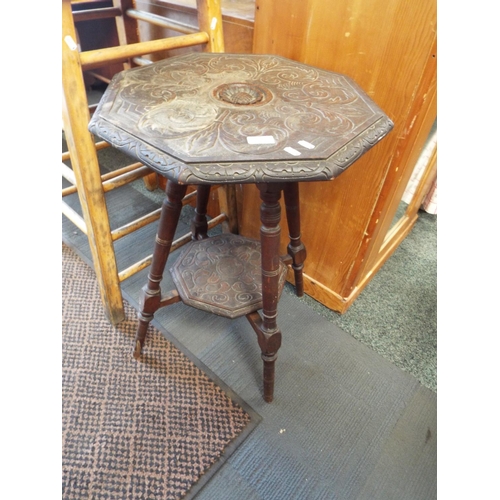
[62,244,256,500]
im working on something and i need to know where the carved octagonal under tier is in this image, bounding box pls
[170,234,288,318]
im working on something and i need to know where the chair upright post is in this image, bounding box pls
[62,0,125,324]
[62,0,232,324]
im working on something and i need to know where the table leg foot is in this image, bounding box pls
[134,180,187,356]
[290,259,305,297]
[284,182,307,297]
[262,353,277,403]
[133,340,143,360]
[133,311,153,359]
[246,312,282,402]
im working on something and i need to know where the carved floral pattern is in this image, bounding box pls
[89,53,393,184]
[171,234,288,318]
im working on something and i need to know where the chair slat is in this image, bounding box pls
[80,32,209,70]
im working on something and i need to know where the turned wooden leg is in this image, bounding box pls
[284,182,307,297]
[257,183,284,402]
[217,184,239,234]
[134,180,188,358]
[191,184,211,240]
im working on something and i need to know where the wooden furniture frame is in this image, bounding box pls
[134,181,298,402]
[62,0,232,324]
[88,52,392,401]
[241,0,437,313]
[133,0,255,60]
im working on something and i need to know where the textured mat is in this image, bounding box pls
[62,244,258,500]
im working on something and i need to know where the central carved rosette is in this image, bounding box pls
[213,83,272,106]
[219,84,262,105]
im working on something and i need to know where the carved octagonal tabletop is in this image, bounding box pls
[89,53,393,185]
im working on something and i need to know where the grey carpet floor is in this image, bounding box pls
[291,209,437,392]
[127,275,437,500]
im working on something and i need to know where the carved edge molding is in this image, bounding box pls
[88,116,393,185]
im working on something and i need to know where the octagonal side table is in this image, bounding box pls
[89,53,393,402]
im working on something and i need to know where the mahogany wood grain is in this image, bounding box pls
[255,183,285,402]
[283,183,306,297]
[134,181,188,357]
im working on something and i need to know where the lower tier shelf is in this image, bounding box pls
[170,233,288,318]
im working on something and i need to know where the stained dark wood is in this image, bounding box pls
[88,53,393,184]
[89,53,393,401]
[171,233,288,318]
[256,183,285,402]
[191,184,211,240]
[132,180,301,401]
[134,181,188,358]
[284,182,306,297]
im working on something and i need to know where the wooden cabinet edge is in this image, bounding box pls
[285,212,417,315]
[286,267,350,313]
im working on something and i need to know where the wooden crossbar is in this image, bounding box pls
[62,140,109,162]
[117,213,228,281]
[95,141,110,151]
[86,71,112,85]
[62,162,146,197]
[102,165,152,192]
[62,162,76,185]
[72,7,122,23]
[126,9,198,35]
[80,32,209,70]
[112,207,162,242]
[110,191,198,242]
[62,200,87,234]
